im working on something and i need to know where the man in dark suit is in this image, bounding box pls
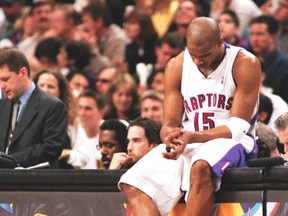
[0,48,67,168]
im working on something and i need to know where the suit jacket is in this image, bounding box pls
[0,87,67,168]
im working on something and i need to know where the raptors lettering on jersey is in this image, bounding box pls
[183,93,233,113]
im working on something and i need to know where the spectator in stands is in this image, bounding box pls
[97,118,128,169]
[259,62,288,133]
[249,15,288,95]
[273,0,288,54]
[258,93,273,125]
[275,112,288,159]
[167,0,199,48]
[80,2,129,74]
[256,122,280,158]
[106,0,133,28]
[0,48,67,168]
[95,66,119,96]
[138,32,184,92]
[140,89,164,123]
[138,32,182,95]
[121,9,158,81]
[268,1,288,104]
[104,72,140,121]
[0,9,35,48]
[217,9,241,46]
[33,69,77,127]
[44,4,82,40]
[61,90,106,169]
[210,0,262,39]
[0,0,25,40]
[34,37,63,71]
[17,1,52,59]
[135,0,179,37]
[136,32,182,94]
[109,117,161,169]
[56,39,91,77]
[147,68,165,93]
[273,71,288,105]
[13,10,34,45]
[154,32,184,69]
[66,70,95,98]
[257,0,279,15]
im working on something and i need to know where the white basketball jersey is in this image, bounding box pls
[181,43,258,134]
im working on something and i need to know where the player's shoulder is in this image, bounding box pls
[165,52,184,85]
[235,48,259,65]
[232,47,261,82]
[167,51,184,69]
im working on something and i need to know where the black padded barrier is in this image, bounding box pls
[0,167,287,215]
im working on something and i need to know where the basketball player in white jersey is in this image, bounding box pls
[119,17,261,216]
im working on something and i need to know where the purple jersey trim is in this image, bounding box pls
[212,143,247,177]
[246,133,258,160]
[223,42,231,48]
[212,135,258,177]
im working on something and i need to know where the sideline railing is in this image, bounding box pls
[0,166,287,215]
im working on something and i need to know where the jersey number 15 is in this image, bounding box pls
[194,112,215,131]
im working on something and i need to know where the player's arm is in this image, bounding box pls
[160,53,184,142]
[230,50,261,122]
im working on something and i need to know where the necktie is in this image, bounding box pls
[6,100,20,153]
[11,100,20,131]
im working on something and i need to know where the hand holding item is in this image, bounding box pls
[162,128,187,160]
[109,152,131,169]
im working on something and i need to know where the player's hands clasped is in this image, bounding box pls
[162,127,188,160]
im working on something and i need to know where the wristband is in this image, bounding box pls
[226,117,250,141]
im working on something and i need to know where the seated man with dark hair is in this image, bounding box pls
[109,117,162,169]
[258,93,273,125]
[97,118,128,169]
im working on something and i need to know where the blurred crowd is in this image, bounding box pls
[0,0,288,170]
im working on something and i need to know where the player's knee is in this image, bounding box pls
[121,183,134,195]
[121,183,143,200]
[191,160,212,181]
